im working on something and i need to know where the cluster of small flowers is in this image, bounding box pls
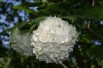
[10,28,33,56]
[31,17,78,63]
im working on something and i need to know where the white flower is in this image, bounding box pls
[10,28,33,56]
[31,16,78,64]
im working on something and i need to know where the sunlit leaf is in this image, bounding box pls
[13,4,35,13]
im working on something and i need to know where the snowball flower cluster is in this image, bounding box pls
[10,28,33,56]
[31,16,78,64]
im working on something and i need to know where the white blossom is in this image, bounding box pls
[10,28,33,56]
[31,16,78,63]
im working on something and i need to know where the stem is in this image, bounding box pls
[61,63,68,68]
[73,45,85,68]
[86,20,91,31]
[92,0,95,6]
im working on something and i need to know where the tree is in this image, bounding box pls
[0,0,103,68]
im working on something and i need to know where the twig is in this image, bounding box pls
[86,20,103,39]
[87,20,91,31]
[61,63,68,68]
[92,0,95,6]
[73,45,85,68]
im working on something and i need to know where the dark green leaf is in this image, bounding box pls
[13,4,35,14]
[80,7,103,19]
[30,16,47,32]
[88,45,103,60]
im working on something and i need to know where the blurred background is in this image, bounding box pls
[0,0,103,68]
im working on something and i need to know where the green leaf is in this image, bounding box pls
[80,7,103,19]
[16,16,47,32]
[35,0,41,3]
[92,25,103,36]
[2,23,24,35]
[62,15,78,23]
[18,21,31,30]
[0,57,12,68]
[21,2,43,7]
[98,0,103,6]
[13,4,35,13]
[37,2,71,16]
[88,45,103,60]
[30,16,47,32]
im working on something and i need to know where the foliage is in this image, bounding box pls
[0,0,103,68]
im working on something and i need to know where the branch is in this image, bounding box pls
[61,63,68,68]
[77,20,103,40]
[73,45,85,68]
[86,20,103,39]
[92,0,95,6]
